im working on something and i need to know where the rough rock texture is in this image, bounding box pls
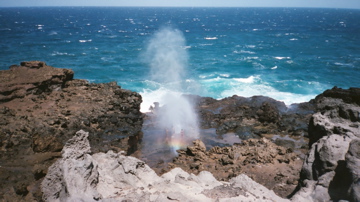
[0,62,143,201]
[187,94,315,153]
[0,61,74,102]
[160,138,302,198]
[42,130,289,202]
[292,87,360,202]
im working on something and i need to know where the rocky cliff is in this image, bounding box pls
[41,130,289,202]
[292,87,360,201]
[0,61,143,201]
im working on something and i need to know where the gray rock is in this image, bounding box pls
[42,130,289,202]
[293,88,360,201]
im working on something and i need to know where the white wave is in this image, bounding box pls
[79,39,92,43]
[290,38,298,41]
[199,73,214,79]
[51,51,75,56]
[199,44,213,47]
[246,45,256,48]
[233,75,258,84]
[205,37,217,40]
[274,56,291,60]
[271,66,278,70]
[246,56,259,60]
[220,74,230,78]
[49,31,58,35]
[334,62,354,67]
[221,83,316,105]
[233,50,256,54]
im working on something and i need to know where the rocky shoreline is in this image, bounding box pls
[0,61,359,201]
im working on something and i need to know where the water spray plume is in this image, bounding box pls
[143,27,200,152]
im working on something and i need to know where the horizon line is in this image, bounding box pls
[0,5,359,10]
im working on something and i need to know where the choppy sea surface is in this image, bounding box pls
[1,7,360,111]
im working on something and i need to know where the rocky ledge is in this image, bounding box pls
[42,130,289,202]
[0,61,143,201]
[1,61,359,201]
[292,87,360,201]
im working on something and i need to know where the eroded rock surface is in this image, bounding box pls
[162,138,302,198]
[292,87,360,202]
[42,130,289,202]
[188,94,315,153]
[0,62,143,201]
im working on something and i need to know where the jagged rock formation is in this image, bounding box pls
[162,138,302,198]
[0,61,74,102]
[0,62,143,201]
[187,94,315,152]
[42,130,289,202]
[292,87,360,201]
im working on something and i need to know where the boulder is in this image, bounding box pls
[292,87,360,201]
[42,130,289,202]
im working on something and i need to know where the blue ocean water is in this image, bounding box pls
[1,7,360,111]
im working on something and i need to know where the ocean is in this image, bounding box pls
[1,7,360,111]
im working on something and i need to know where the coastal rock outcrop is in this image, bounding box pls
[161,138,302,198]
[292,87,360,201]
[188,94,315,152]
[0,61,74,102]
[42,130,289,202]
[0,62,143,201]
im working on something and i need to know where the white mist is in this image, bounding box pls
[142,27,200,139]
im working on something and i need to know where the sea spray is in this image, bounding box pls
[142,27,200,150]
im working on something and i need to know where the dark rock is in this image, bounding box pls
[0,61,143,201]
[0,61,74,103]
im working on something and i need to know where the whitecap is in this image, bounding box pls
[246,45,256,48]
[220,83,316,106]
[271,66,278,70]
[233,50,256,54]
[274,56,290,60]
[205,37,217,40]
[79,39,92,43]
[220,74,230,78]
[51,51,75,56]
[290,38,298,41]
[199,43,213,46]
[49,31,58,35]
[233,75,258,84]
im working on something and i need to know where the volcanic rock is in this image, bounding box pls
[0,62,143,201]
[292,87,360,201]
[189,94,315,151]
[0,61,73,102]
[164,138,302,198]
[42,130,289,202]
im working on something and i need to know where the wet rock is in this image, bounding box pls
[195,94,315,154]
[42,130,289,202]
